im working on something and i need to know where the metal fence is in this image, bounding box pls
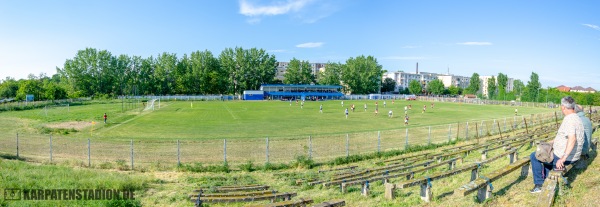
[0,111,563,169]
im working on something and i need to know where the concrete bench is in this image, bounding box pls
[313,159,433,187]
[340,158,459,195]
[441,143,477,152]
[318,166,357,173]
[383,153,429,163]
[191,191,296,206]
[386,148,520,202]
[245,198,313,207]
[536,164,574,207]
[190,190,276,198]
[311,199,346,207]
[393,163,480,202]
[213,185,270,192]
[454,158,531,202]
[326,159,446,188]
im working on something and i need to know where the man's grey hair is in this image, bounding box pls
[575,104,583,113]
[561,96,576,110]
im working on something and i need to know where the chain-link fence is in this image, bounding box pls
[0,111,565,169]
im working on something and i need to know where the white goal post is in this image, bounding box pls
[144,99,157,111]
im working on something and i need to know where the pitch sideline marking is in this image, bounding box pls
[222,103,238,120]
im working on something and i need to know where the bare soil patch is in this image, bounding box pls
[45,121,92,131]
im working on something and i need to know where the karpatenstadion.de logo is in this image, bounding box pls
[3,189,135,201]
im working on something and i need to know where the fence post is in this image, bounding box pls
[49,135,53,162]
[504,117,507,132]
[266,137,270,163]
[130,140,134,170]
[428,126,431,145]
[346,134,349,158]
[475,122,479,139]
[466,122,469,140]
[482,120,486,136]
[177,140,180,167]
[448,124,451,143]
[16,133,19,158]
[492,119,496,135]
[405,128,409,150]
[377,131,381,153]
[308,136,312,159]
[457,122,460,140]
[88,138,91,167]
[223,139,227,164]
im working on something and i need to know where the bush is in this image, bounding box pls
[290,155,315,169]
[239,161,255,172]
[178,162,230,173]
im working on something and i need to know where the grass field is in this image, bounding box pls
[0,99,557,141]
[1,99,598,207]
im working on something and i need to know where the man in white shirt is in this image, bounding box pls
[529,96,584,193]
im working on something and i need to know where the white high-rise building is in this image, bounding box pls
[480,75,516,98]
[437,75,470,89]
[276,61,326,81]
[384,71,439,92]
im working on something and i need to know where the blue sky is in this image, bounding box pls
[1,0,599,90]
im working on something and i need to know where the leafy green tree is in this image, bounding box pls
[381,77,396,93]
[219,47,276,95]
[408,80,422,95]
[496,73,507,100]
[139,56,157,95]
[466,73,480,95]
[114,54,132,95]
[43,82,68,100]
[154,52,178,95]
[284,58,315,84]
[245,48,277,90]
[426,79,445,95]
[525,72,541,102]
[190,50,225,94]
[340,55,384,94]
[318,62,342,85]
[513,79,524,97]
[16,79,41,101]
[0,77,19,99]
[497,73,508,91]
[487,76,496,99]
[448,85,460,96]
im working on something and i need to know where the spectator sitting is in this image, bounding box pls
[528,96,584,193]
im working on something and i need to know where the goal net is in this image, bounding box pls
[144,99,157,111]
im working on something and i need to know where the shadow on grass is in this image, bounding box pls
[491,174,528,199]
[566,150,596,185]
[0,153,25,161]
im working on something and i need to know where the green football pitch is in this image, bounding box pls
[0,99,557,141]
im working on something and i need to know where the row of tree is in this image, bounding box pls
[398,71,599,105]
[0,47,386,100]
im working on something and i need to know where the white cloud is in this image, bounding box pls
[582,23,600,31]
[240,0,312,16]
[296,42,323,48]
[239,0,338,24]
[381,56,426,60]
[457,42,493,46]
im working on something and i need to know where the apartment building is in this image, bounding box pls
[275,61,326,81]
[480,75,515,98]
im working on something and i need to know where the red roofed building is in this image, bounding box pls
[556,85,596,93]
[556,85,570,92]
